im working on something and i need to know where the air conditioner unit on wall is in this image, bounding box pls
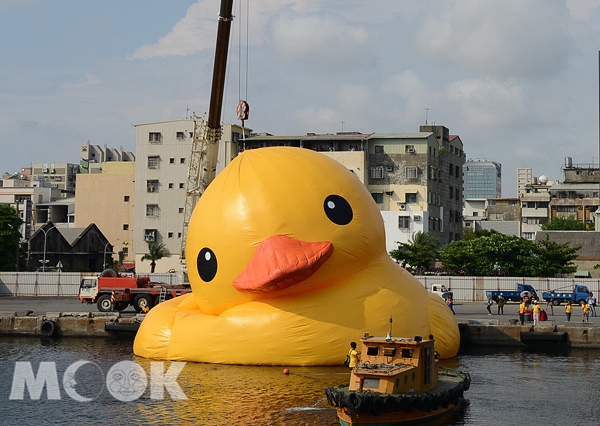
[413,215,421,221]
[406,148,416,154]
[399,203,406,211]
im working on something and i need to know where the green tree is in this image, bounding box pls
[541,215,587,231]
[141,241,171,273]
[440,233,579,277]
[389,231,439,273]
[0,205,24,271]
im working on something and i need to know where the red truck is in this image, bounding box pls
[78,274,191,312]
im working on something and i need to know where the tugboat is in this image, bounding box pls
[325,333,470,425]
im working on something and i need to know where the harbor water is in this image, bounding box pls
[1,336,600,425]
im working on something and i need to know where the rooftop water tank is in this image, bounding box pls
[565,157,572,168]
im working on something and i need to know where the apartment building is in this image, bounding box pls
[463,158,501,199]
[80,144,135,173]
[31,162,79,197]
[549,158,600,227]
[520,176,551,240]
[517,167,532,197]
[245,124,465,253]
[74,162,135,264]
[133,119,250,273]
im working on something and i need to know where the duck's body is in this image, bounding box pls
[134,147,459,365]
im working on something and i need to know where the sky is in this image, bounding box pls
[3,0,600,197]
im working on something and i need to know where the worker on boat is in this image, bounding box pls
[348,342,361,370]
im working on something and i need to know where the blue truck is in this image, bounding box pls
[542,285,591,306]
[485,283,538,303]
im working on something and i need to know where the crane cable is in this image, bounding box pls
[236,0,249,148]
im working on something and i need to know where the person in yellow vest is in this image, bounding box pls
[565,301,573,322]
[348,342,361,370]
[519,299,526,325]
[532,300,541,326]
[582,302,590,323]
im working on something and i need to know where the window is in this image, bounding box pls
[124,196,130,202]
[178,232,182,238]
[180,158,186,164]
[147,180,159,193]
[473,212,478,217]
[169,183,174,189]
[405,166,417,179]
[122,247,129,255]
[144,229,157,242]
[398,216,410,229]
[123,224,129,230]
[375,145,384,153]
[178,208,184,213]
[455,165,460,177]
[449,186,454,197]
[371,167,384,179]
[168,232,174,238]
[405,193,417,204]
[179,183,185,189]
[146,204,159,217]
[170,158,175,164]
[148,156,159,169]
[176,132,185,140]
[149,132,162,143]
[371,193,383,204]
[449,163,454,175]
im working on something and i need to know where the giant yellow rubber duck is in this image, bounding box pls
[134,147,459,365]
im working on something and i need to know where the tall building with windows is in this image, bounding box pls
[133,119,250,273]
[517,168,533,197]
[463,158,501,199]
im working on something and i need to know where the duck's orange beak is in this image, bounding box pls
[233,235,333,293]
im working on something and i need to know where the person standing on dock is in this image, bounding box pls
[587,293,596,317]
[582,302,590,323]
[497,294,505,315]
[486,295,493,315]
[532,300,541,326]
[519,299,526,325]
[565,301,573,322]
[447,297,455,315]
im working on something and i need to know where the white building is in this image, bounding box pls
[517,167,532,197]
[133,119,250,273]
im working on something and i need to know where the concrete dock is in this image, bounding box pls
[1,297,600,348]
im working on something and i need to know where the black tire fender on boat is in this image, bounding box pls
[432,394,441,411]
[347,392,362,411]
[359,394,372,413]
[463,373,471,391]
[383,395,395,413]
[421,395,434,412]
[332,390,341,407]
[370,396,385,416]
[394,396,408,412]
[452,387,461,406]
[405,397,416,413]
[40,319,56,337]
[325,388,335,407]
[441,391,450,409]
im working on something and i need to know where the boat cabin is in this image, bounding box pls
[349,335,437,394]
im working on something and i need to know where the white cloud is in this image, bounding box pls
[384,71,438,124]
[132,0,328,60]
[271,14,372,70]
[566,0,600,20]
[445,78,525,128]
[416,0,574,79]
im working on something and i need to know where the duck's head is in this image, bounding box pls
[186,147,387,315]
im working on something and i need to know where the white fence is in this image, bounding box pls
[1,272,599,301]
[0,272,180,297]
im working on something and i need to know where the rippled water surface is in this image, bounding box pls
[1,337,600,425]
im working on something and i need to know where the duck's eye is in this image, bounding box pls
[324,195,353,225]
[197,248,218,282]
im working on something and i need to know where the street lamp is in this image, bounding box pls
[40,224,57,272]
[103,238,120,271]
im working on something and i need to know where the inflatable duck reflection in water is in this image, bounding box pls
[134,147,459,365]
